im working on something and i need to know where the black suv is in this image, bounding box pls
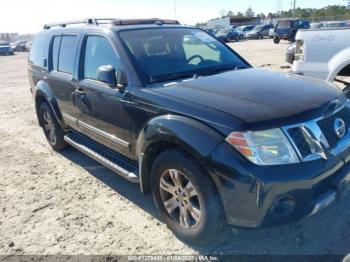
[28,18,350,244]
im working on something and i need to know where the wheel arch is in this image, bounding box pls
[327,48,350,82]
[136,114,224,194]
[34,80,65,128]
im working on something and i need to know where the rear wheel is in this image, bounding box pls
[151,149,225,245]
[39,102,68,151]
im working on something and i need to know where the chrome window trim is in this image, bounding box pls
[282,99,350,162]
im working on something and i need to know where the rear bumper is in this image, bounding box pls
[204,142,350,228]
[292,61,329,80]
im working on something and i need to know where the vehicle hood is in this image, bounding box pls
[155,68,344,130]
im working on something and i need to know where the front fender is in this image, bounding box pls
[137,114,224,160]
[35,80,65,128]
[327,47,350,82]
[136,114,225,193]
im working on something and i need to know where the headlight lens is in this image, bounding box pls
[226,129,299,165]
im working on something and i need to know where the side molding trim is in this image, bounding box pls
[62,113,130,148]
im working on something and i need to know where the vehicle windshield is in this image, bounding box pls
[119,28,248,84]
[217,29,230,35]
[277,21,292,29]
[0,42,9,46]
[252,25,263,31]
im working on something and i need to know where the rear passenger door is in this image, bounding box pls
[75,34,134,158]
[47,34,80,129]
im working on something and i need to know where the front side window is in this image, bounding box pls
[58,36,77,74]
[84,36,120,81]
[119,28,248,84]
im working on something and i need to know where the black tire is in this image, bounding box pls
[273,37,280,44]
[151,149,225,245]
[39,102,68,151]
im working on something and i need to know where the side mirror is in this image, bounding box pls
[116,69,128,90]
[97,65,116,87]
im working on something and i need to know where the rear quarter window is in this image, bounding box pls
[29,35,48,67]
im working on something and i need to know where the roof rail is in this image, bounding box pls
[43,18,180,30]
[112,18,180,26]
[44,18,99,29]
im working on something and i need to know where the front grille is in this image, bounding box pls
[285,104,350,162]
[317,107,350,148]
[288,128,312,158]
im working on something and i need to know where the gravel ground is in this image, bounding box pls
[0,39,350,256]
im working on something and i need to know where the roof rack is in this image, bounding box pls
[43,18,180,30]
[112,18,180,26]
[43,18,116,29]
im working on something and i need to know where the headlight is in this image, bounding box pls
[226,129,299,165]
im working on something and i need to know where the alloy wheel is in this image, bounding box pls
[43,110,57,145]
[159,169,202,229]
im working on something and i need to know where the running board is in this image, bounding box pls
[64,132,139,183]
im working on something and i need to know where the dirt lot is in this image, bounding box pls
[1,39,350,256]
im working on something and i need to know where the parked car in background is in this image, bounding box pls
[323,21,349,28]
[11,41,29,52]
[274,19,310,44]
[310,22,324,29]
[285,21,346,64]
[236,25,255,38]
[25,41,32,51]
[293,27,350,92]
[215,28,240,42]
[269,26,275,38]
[286,42,296,64]
[0,41,14,55]
[246,24,274,39]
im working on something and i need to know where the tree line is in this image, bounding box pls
[197,5,350,26]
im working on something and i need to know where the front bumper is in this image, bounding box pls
[204,142,350,228]
[276,34,292,40]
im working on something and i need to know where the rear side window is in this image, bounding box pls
[58,36,78,74]
[51,36,61,71]
[29,35,47,67]
[84,36,120,81]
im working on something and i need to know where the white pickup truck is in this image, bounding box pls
[292,27,350,89]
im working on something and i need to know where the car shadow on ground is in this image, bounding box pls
[59,148,350,256]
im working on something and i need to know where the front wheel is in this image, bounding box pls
[273,37,280,44]
[151,149,225,245]
[39,102,68,151]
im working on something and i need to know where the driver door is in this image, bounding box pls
[75,34,134,158]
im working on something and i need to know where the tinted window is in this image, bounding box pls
[120,28,247,84]
[277,21,292,29]
[84,36,119,80]
[29,35,47,67]
[58,36,77,74]
[51,36,61,71]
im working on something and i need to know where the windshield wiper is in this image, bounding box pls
[151,72,197,83]
[150,65,249,84]
[198,64,248,77]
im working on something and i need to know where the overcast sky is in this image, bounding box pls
[0,0,347,34]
